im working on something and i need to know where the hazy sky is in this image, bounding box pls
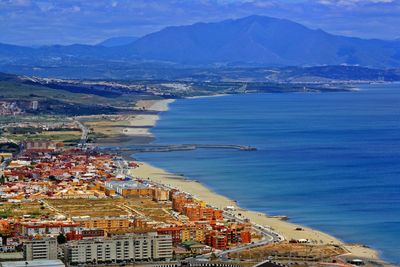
[0,0,399,46]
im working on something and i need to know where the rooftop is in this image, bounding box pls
[105,180,150,190]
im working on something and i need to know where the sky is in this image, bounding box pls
[0,0,399,46]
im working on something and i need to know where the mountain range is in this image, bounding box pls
[1,15,400,68]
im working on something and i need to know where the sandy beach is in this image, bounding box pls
[124,99,175,137]
[126,98,381,262]
[129,161,379,260]
[79,99,176,146]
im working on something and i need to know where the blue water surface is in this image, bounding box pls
[135,84,400,264]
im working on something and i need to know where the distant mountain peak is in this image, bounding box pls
[127,15,400,67]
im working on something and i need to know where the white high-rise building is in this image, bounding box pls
[64,232,172,264]
[24,238,58,261]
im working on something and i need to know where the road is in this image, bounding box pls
[41,200,66,217]
[192,212,283,261]
[217,212,283,259]
[75,119,89,147]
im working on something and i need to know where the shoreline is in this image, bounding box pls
[107,98,388,265]
[129,161,380,261]
[125,99,176,138]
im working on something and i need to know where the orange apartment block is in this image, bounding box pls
[157,225,206,245]
[206,231,227,250]
[96,183,116,196]
[181,226,207,243]
[240,231,251,244]
[195,228,206,242]
[183,205,224,222]
[172,193,194,213]
[120,188,153,197]
[183,204,201,221]
[66,229,105,241]
[157,226,182,245]
[72,217,129,233]
[181,228,191,242]
[213,235,228,250]
[0,220,12,237]
[153,188,169,202]
[225,229,241,245]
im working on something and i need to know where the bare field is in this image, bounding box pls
[46,198,129,217]
[45,197,175,223]
[0,201,55,218]
[229,242,346,261]
[0,197,175,224]
[125,197,175,222]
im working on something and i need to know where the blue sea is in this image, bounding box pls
[135,84,400,264]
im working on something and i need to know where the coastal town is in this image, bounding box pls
[0,98,383,267]
[0,1,399,266]
[0,140,259,261]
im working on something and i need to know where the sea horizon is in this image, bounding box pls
[135,84,400,264]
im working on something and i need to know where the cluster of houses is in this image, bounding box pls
[0,148,120,201]
[0,102,23,116]
[0,146,254,264]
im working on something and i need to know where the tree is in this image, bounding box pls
[210,252,218,261]
[172,250,177,260]
[57,233,67,244]
[48,175,56,181]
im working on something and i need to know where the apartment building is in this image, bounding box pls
[20,222,80,236]
[23,238,58,261]
[152,188,169,202]
[104,181,153,197]
[64,232,172,264]
[183,204,223,222]
[71,216,130,233]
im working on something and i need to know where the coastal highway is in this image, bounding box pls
[193,212,282,261]
[216,212,283,259]
[223,211,283,242]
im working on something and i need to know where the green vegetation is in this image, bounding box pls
[0,74,153,116]
[0,115,67,124]
[87,132,108,143]
[0,209,11,219]
[0,142,20,154]
[1,131,81,146]
[57,234,67,244]
[0,201,55,218]
[0,80,135,108]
